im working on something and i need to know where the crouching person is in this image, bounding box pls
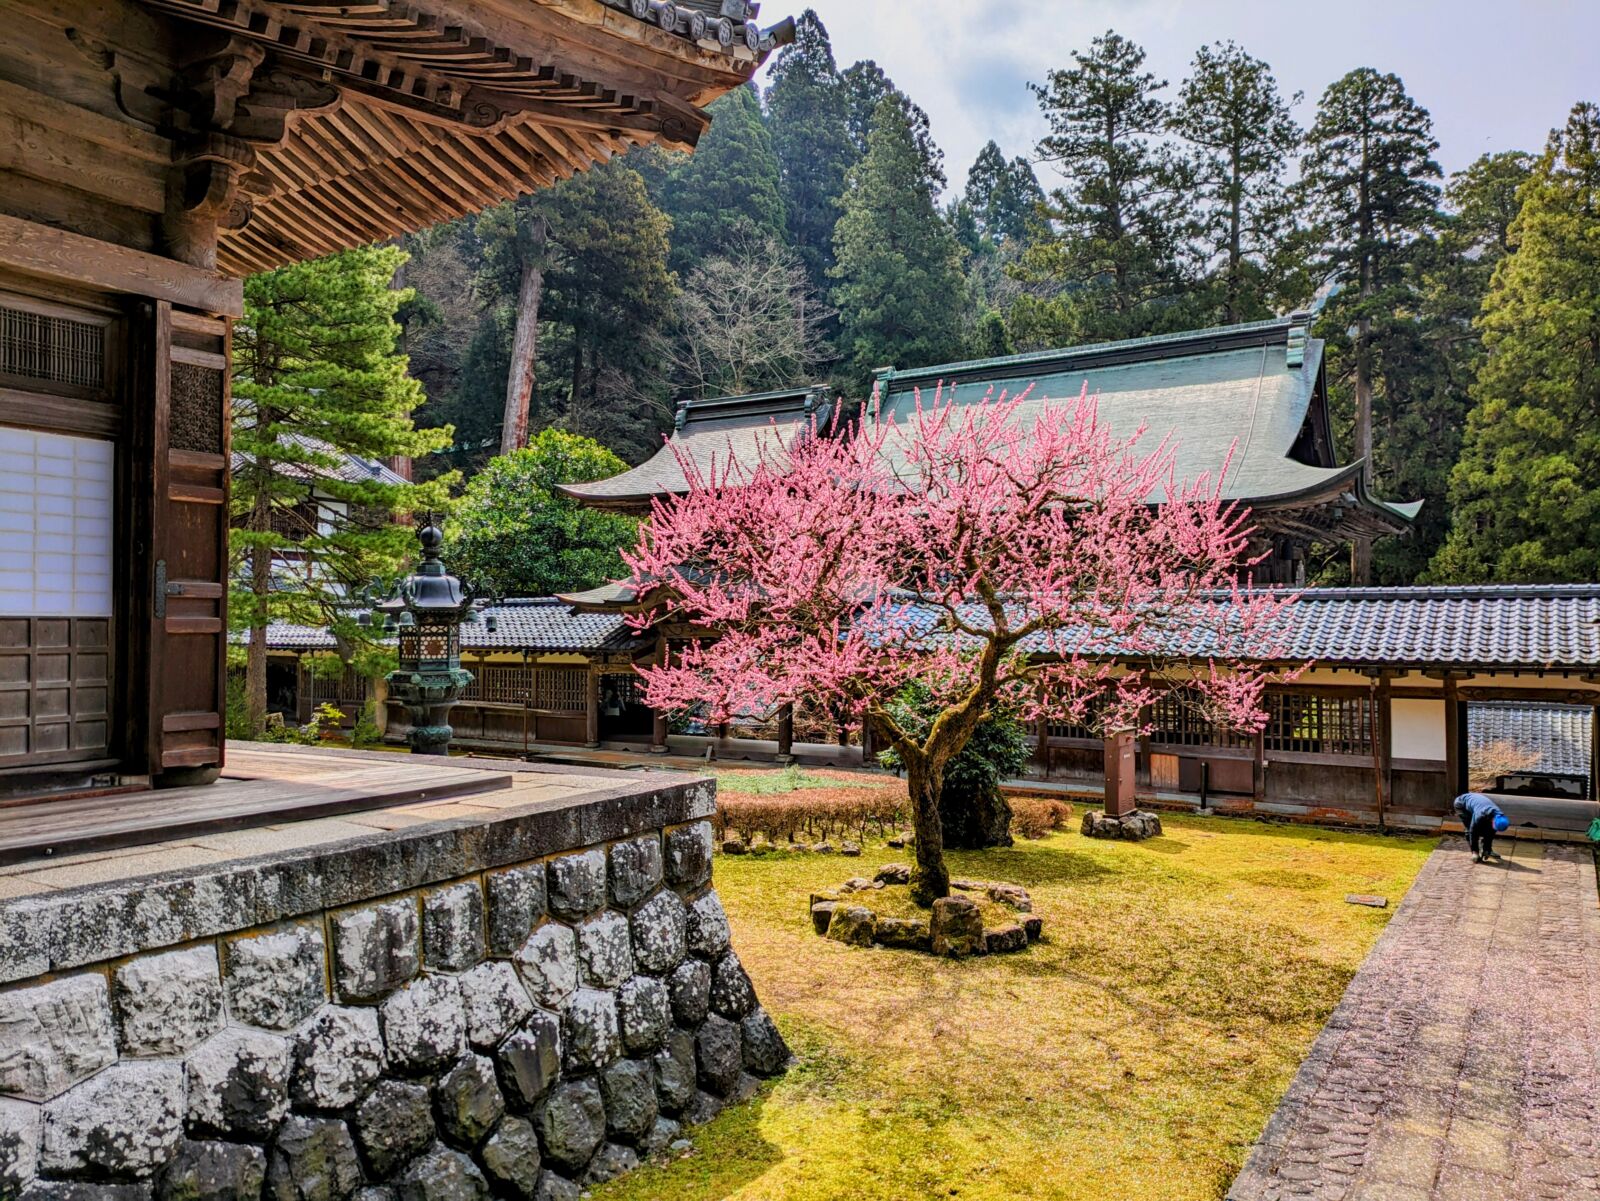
[1453,791,1511,862]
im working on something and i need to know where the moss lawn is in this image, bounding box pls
[596,809,1435,1201]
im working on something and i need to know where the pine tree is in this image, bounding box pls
[1013,31,1195,345]
[1298,68,1441,583]
[1169,41,1303,323]
[832,95,967,390]
[963,141,1046,247]
[765,9,854,293]
[841,60,944,190]
[659,85,786,273]
[1432,103,1600,582]
[446,430,638,597]
[231,245,455,730]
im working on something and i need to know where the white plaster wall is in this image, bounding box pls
[1392,697,1446,761]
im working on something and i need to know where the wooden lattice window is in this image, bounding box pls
[1265,692,1374,757]
[304,664,368,707]
[600,673,643,705]
[170,362,225,454]
[1149,690,1251,749]
[465,664,532,705]
[534,668,586,713]
[0,299,106,394]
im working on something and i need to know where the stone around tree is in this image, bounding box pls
[607,837,663,909]
[0,974,118,1102]
[352,1080,434,1179]
[114,946,225,1057]
[1022,915,1044,942]
[809,901,837,935]
[1081,809,1163,840]
[331,900,420,1002]
[291,1007,384,1110]
[433,1054,505,1147]
[494,1012,562,1109]
[395,1146,489,1201]
[534,1078,606,1175]
[985,923,1028,953]
[422,882,486,972]
[264,1116,362,1201]
[39,1062,184,1178]
[481,1115,541,1199]
[223,925,327,1031]
[873,916,931,951]
[873,864,911,885]
[930,897,985,958]
[185,1028,292,1140]
[157,1139,266,1201]
[825,906,875,947]
[486,867,546,958]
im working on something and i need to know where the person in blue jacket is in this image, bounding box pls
[1452,791,1510,862]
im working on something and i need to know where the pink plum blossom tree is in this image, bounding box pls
[626,386,1299,904]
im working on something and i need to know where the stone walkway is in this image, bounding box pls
[1228,837,1600,1201]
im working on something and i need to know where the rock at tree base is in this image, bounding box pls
[873,863,911,885]
[930,896,984,958]
[1081,809,1163,840]
[809,901,837,935]
[986,883,1032,912]
[839,843,861,857]
[873,917,931,952]
[985,923,1028,953]
[1022,915,1044,942]
[824,906,874,947]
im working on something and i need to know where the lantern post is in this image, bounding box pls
[369,524,487,755]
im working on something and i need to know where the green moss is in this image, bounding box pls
[596,813,1434,1201]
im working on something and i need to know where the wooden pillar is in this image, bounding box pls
[1443,675,1463,801]
[1104,728,1136,817]
[651,710,668,753]
[776,703,794,762]
[1372,675,1393,831]
[1252,727,1266,807]
[584,666,599,748]
[1590,702,1599,802]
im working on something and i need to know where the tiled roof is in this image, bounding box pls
[559,386,829,510]
[1468,702,1593,778]
[890,584,1600,672]
[233,433,410,488]
[251,599,648,654]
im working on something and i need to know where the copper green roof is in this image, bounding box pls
[558,386,830,512]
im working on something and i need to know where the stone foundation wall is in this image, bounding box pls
[0,774,786,1200]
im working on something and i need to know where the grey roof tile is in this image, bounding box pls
[251,599,648,654]
[1468,702,1593,777]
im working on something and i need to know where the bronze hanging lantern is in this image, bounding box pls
[369,523,487,755]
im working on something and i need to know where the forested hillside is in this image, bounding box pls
[392,10,1596,587]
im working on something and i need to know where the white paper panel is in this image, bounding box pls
[0,428,113,616]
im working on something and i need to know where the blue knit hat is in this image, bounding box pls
[1493,813,1510,833]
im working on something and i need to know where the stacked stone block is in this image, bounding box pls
[0,818,787,1200]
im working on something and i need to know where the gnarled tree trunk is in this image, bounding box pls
[500,216,547,456]
[903,755,950,906]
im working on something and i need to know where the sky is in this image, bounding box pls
[752,0,1599,192]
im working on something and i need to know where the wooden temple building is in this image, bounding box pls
[0,0,784,801]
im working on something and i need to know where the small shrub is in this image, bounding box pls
[716,786,908,846]
[1010,796,1074,839]
[351,700,383,747]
